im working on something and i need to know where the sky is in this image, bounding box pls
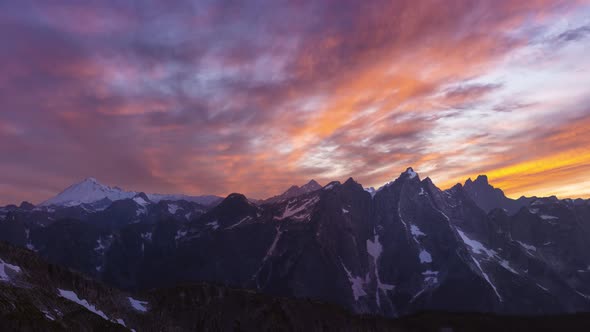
[1,0,590,205]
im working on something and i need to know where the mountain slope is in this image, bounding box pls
[3,168,590,320]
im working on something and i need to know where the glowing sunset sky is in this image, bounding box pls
[1,0,590,205]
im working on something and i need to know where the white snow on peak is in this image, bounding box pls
[0,259,22,282]
[57,289,109,320]
[323,182,337,191]
[342,208,349,214]
[405,167,417,179]
[167,203,180,214]
[133,196,149,206]
[128,297,149,312]
[41,178,221,208]
[41,178,135,207]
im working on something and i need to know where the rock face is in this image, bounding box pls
[2,168,590,320]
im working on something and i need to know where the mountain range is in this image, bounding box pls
[2,167,590,330]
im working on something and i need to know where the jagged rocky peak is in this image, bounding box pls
[401,167,419,180]
[474,174,489,184]
[462,174,533,215]
[265,179,323,203]
[323,181,341,191]
[132,192,151,204]
[19,201,35,210]
[342,177,364,191]
[301,179,322,191]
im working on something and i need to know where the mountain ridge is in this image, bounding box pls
[3,167,590,320]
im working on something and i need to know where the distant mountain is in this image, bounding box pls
[40,178,135,207]
[263,179,322,203]
[462,175,534,214]
[40,178,223,208]
[3,168,590,321]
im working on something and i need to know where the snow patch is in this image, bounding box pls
[226,216,251,230]
[133,196,149,206]
[499,259,519,274]
[206,221,220,230]
[128,297,149,312]
[41,310,55,321]
[136,207,147,217]
[264,227,283,260]
[323,183,336,190]
[58,289,109,320]
[116,318,127,327]
[419,249,432,263]
[94,238,106,254]
[175,229,187,241]
[405,168,417,179]
[342,208,349,214]
[0,259,22,282]
[366,232,394,307]
[422,270,439,283]
[540,215,558,220]
[274,196,318,221]
[517,241,537,252]
[410,225,426,237]
[340,261,368,301]
[456,229,503,301]
[167,203,180,214]
[456,229,496,258]
[141,232,152,241]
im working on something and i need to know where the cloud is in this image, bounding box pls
[0,0,589,204]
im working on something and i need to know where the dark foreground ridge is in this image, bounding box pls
[2,241,590,332]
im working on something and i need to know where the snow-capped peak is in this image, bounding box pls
[404,167,418,180]
[41,178,223,207]
[40,178,136,207]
